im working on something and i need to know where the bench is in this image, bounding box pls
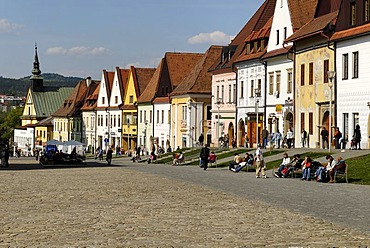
[334,163,348,183]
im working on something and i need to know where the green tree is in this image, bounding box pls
[0,106,24,140]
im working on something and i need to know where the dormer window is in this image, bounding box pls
[102,97,105,104]
[129,95,134,103]
[276,30,280,45]
[350,2,356,26]
[365,0,370,22]
[246,43,251,55]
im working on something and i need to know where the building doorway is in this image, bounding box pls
[228,122,235,147]
[237,119,245,147]
[284,112,294,135]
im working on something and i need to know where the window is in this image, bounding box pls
[353,113,359,131]
[343,54,349,80]
[351,2,356,26]
[287,69,292,93]
[309,112,313,135]
[115,96,118,104]
[228,85,232,102]
[353,51,359,78]
[168,110,171,124]
[276,30,280,45]
[216,86,220,100]
[250,80,254,97]
[240,81,244,98]
[129,95,134,103]
[144,110,147,122]
[149,110,152,123]
[257,79,261,92]
[182,106,187,120]
[269,73,274,95]
[118,115,120,127]
[276,71,281,94]
[323,60,329,83]
[221,85,224,102]
[301,64,305,86]
[301,113,305,134]
[106,114,108,126]
[343,113,349,142]
[157,110,159,123]
[140,110,142,123]
[102,97,105,104]
[28,106,30,115]
[309,63,313,85]
[161,110,164,124]
[365,0,370,22]
[233,84,236,103]
[284,27,287,40]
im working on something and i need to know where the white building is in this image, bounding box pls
[14,124,35,156]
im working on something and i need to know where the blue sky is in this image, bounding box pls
[0,0,264,79]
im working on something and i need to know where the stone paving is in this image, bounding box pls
[0,156,369,247]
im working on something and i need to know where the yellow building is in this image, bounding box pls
[121,66,155,152]
[286,11,338,148]
[170,46,223,148]
[35,116,54,148]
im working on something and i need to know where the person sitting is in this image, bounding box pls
[208,151,216,163]
[327,156,346,183]
[229,153,242,171]
[283,154,303,178]
[172,151,184,166]
[147,151,157,164]
[315,155,335,182]
[301,156,313,181]
[274,152,291,178]
[231,153,254,173]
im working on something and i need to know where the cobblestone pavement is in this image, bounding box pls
[0,157,369,247]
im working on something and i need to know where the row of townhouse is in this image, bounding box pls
[16,0,370,154]
[210,0,370,150]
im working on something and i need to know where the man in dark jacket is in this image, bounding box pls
[199,144,210,171]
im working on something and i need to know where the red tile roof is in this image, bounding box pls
[138,52,203,104]
[170,46,223,96]
[285,11,338,43]
[78,81,100,111]
[210,0,276,73]
[331,22,370,41]
[261,46,292,60]
[288,0,319,32]
[131,66,156,97]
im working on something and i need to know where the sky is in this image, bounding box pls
[0,0,265,80]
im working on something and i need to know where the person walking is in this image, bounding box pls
[334,127,342,149]
[199,144,210,170]
[106,147,113,165]
[262,127,269,149]
[255,144,267,178]
[286,128,294,149]
[321,127,329,149]
[354,124,361,150]
[301,129,307,148]
[275,130,282,149]
[198,133,204,146]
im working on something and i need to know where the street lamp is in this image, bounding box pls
[327,70,336,152]
[187,100,193,148]
[143,121,148,153]
[215,98,222,147]
[254,87,261,146]
[127,118,131,155]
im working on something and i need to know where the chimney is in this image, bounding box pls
[86,76,92,87]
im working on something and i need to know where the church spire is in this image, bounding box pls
[31,43,42,78]
[30,43,44,92]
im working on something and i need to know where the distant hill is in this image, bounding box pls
[0,73,83,97]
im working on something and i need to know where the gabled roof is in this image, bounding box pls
[210,0,276,73]
[137,52,203,104]
[131,66,156,98]
[170,45,223,97]
[32,87,74,118]
[331,22,370,41]
[36,116,53,127]
[288,0,319,32]
[261,46,292,60]
[53,80,88,117]
[285,11,338,43]
[80,81,100,111]
[234,16,273,63]
[102,70,115,101]
[117,67,130,102]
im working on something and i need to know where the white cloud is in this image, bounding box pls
[188,31,232,45]
[46,46,108,56]
[0,19,23,34]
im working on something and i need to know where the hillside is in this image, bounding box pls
[0,73,83,97]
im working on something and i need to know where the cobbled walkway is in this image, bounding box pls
[0,155,369,247]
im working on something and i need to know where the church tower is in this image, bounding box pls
[30,44,44,92]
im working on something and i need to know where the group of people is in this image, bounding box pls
[274,153,347,183]
[320,124,362,150]
[260,128,295,149]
